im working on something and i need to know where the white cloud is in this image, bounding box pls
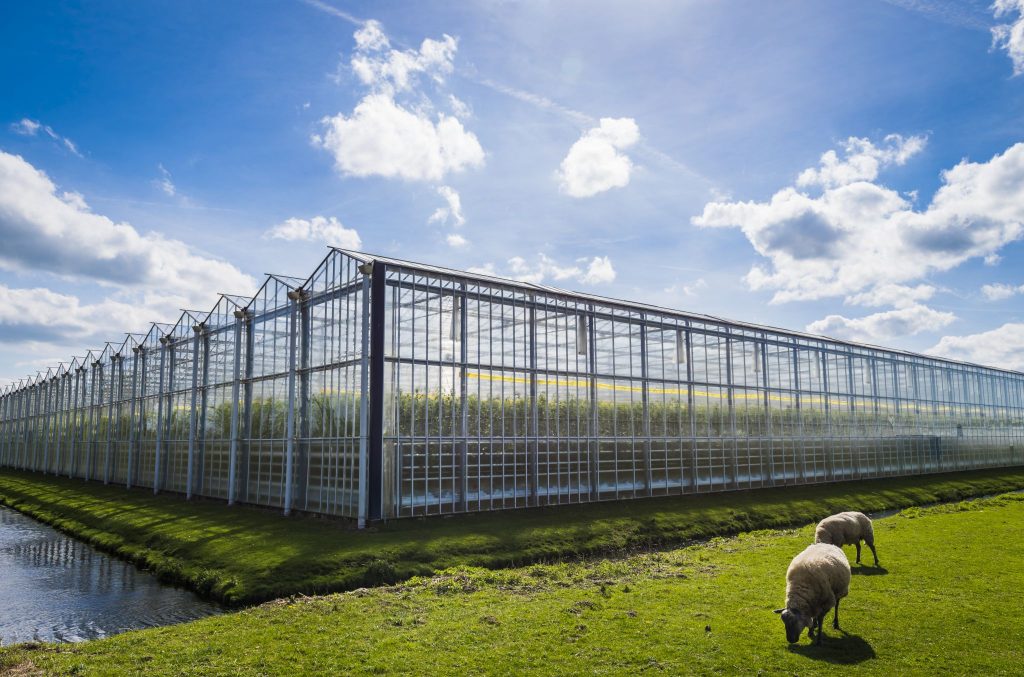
[992,0,1024,75]
[796,134,926,189]
[315,21,483,183]
[446,233,468,248]
[350,29,457,94]
[472,253,616,286]
[266,215,362,249]
[929,322,1024,370]
[664,278,708,297]
[558,117,640,198]
[155,163,176,196]
[428,185,465,227]
[9,118,82,157]
[0,284,150,346]
[693,137,1024,304]
[581,256,617,284]
[11,118,41,135]
[0,150,254,311]
[844,283,936,308]
[449,95,471,118]
[807,304,956,343]
[353,19,389,52]
[316,94,484,181]
[981,282,1024,300]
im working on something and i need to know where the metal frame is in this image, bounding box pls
[2,248,1023,525]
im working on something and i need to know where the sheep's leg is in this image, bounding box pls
[855,541,862,564]
[815,616,824,645]
[867,541,880,566]
[833,598,840,630]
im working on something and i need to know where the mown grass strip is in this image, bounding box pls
[4,491,1023,675]
[1,467,1023,606]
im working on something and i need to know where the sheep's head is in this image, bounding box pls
[774,607,810,643]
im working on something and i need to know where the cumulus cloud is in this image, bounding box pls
[446,233,468,248]
[981,282,1024,300]
[0,284,149,346]
[692,136,1024,304]
[9,118,82,157]
[428,185,465,227]
[266,215,362,249]
[581,256,617,284]
[807,304,956,343]
[992,0,1024,75]
[844,283,936,308]
[314,22,484,182]
[471,253,616,286]
[796,134,926,189]
[0,151,254,313]
[929,322,1024,370]
[558,117,640,198]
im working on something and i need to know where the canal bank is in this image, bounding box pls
[3,490,1023,675]
[2,466,1024,607]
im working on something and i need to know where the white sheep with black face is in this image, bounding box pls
[775,543,851,645]
[815,511,879,566]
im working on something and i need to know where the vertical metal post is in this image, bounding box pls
[154,338,168,493]
[104,355,118,484]
[240,313,255,502]
[640,320,652,496]
[198,330,211,494]
[284,292,300,516]
[127,347,140,489]
[368,262,387,521]
[846,353,858,478]
[134,348,148,487]
[526,298,538,506]
[68,370,80,478]
[297,293,311,511]
[792,346,804,482]
[725,331,738,489]
[761,337,774,485]
[41,379,52,474]
[88,362,102,480]
[357,275,371,527]
[187,324,202,499]
[870,358,881,475]
[821,351,832,480]
[588,310,599,500]
[227,311,245,505]
[460,287,472,511]
[53,374,65,475]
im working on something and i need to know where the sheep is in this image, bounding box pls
[774,543,851,645]
[814,511,879,567]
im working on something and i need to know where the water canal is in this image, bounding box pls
[0,506,221,645]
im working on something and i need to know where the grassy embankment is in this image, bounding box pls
[2,490,1023,674]
[1,466,1023,607]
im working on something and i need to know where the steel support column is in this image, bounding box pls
[187,324,203,499]
[227,311,246,506]
[153,338,169,493]
[368,262,387,521]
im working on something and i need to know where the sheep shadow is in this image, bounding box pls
[788,631,876,664]
[850,564,889,576]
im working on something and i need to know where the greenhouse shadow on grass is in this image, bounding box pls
[2,248,1023,527]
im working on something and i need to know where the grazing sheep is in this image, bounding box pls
[814,511,879,566]
[774,543,851,645]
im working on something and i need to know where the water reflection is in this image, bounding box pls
[0,506,221,645]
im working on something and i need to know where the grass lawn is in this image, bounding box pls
[2,491,1022,675]
[1,466,1023,606]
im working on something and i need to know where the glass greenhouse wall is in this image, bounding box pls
[2,248,1023,525]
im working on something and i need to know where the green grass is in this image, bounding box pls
[2,467,1024,606]
[3,491,1022,675]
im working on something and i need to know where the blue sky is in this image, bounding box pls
[3,0,1024,386]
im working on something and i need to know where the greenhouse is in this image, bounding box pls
[1,248,1023,526]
